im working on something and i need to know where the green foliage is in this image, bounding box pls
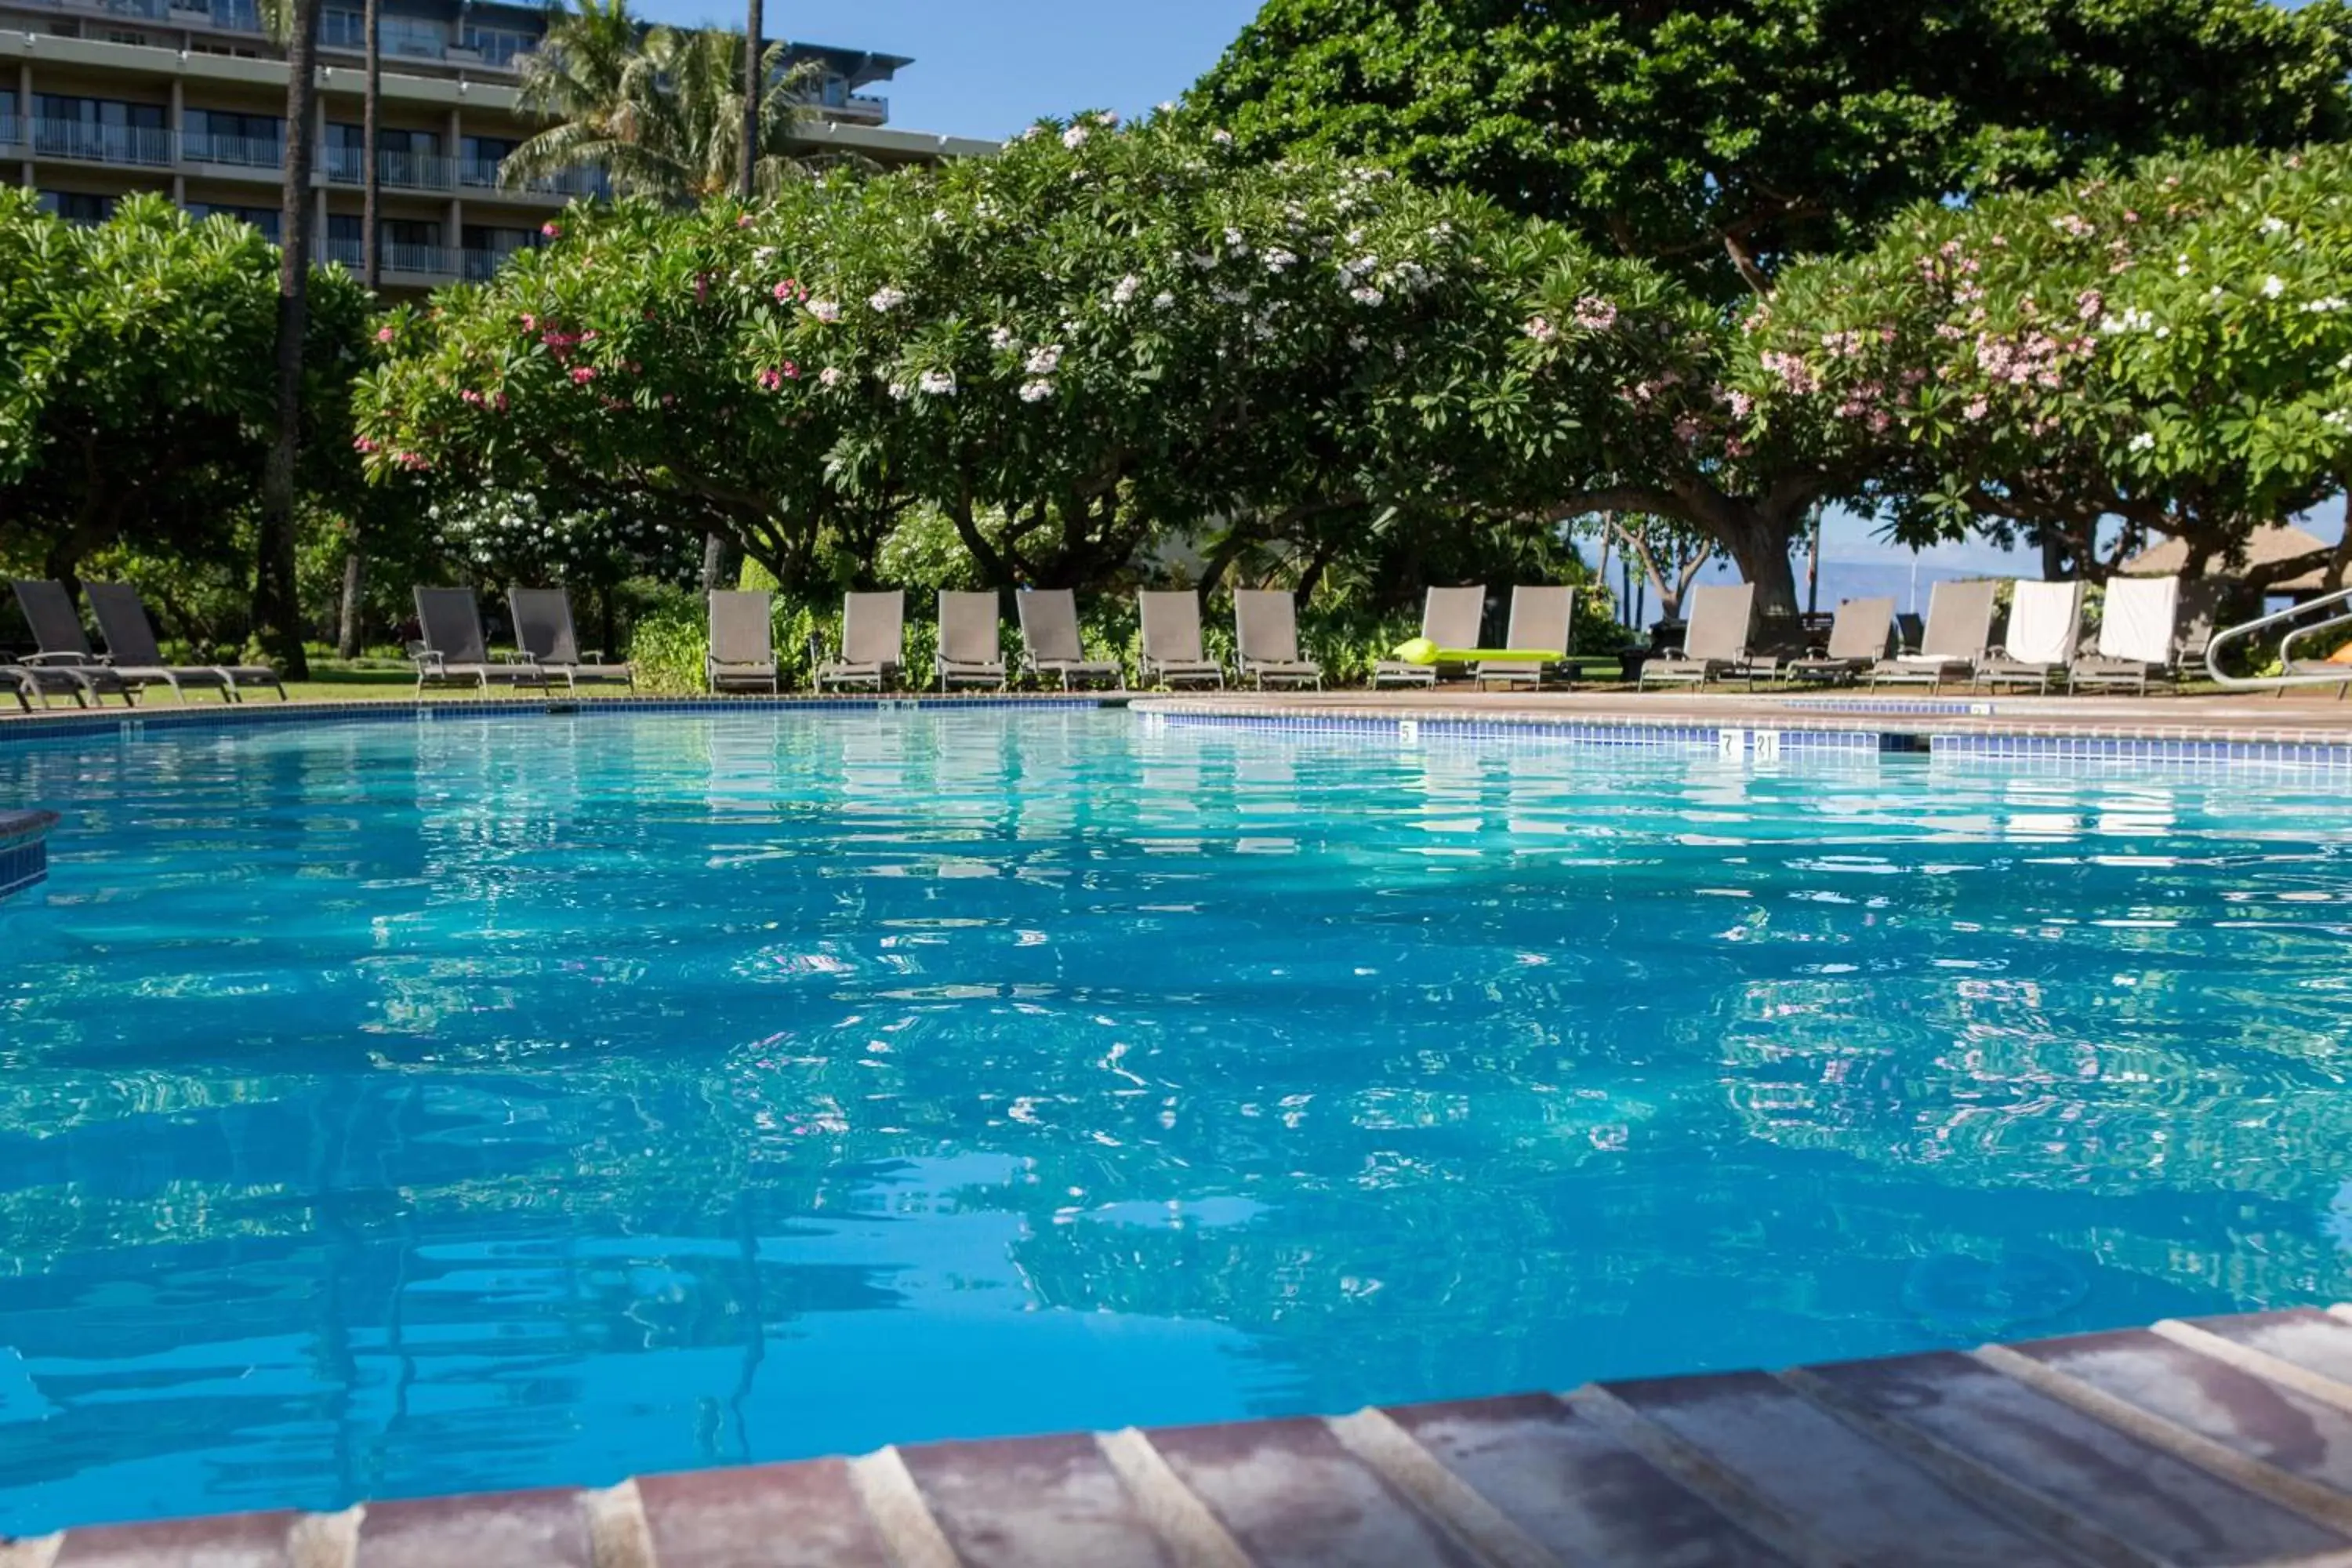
[1193,0,2352,301]
[1741,144,2352,576]
[624,596,711,692]
[0,191,372,585]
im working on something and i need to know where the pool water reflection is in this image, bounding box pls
[0,710,2347,1531]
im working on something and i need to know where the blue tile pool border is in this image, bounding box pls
[7,691,2352,776]
[1131,700,2352,774]
[0,808,58,901]
[0,692,1131,750]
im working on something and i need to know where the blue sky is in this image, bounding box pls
[631,1,1265,140]
[639,0,2339,569]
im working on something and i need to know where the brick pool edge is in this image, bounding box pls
[11,1306,2352,1566]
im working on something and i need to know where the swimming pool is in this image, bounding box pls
[2,708,2348,1533]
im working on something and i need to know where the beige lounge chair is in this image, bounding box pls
[1015,590,1121,689]
[85,583,283,702]
[1138,591,1225,689]
[1870,579,1998,690]
[2069,575,2181,695]
[1639,583,1758,688]
[1233,590,1324,690]
[706,590,779,693]
[10,579,158,705]
[816,591,905,691]
[1372,586,1485,688]
[1475,586,1575,689]
[1787,597,1896,685]
[412,587,550,691]
[935,591,1007,691]
[509,587,633,691]
[1976,580,2085,694]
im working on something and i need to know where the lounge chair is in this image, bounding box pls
[1475,586,1575,689]
[2068,575,2182,695]
[1233,590,1324,690]
[1138,591,1225,689]
[1870,579,1998,690]
[411,586,550,692]
[85,582,285,702]
[706,590,779,693]
[1639,583,1759,688]
[1372,586,1486,688]
[1976,580,2084,694]
[9,579,161,705]
[815,591,906,691]
[508,587,633,691]
[1014,589,1121,689]
[935,591,1007,691]
[1787,597,1896,685]
[1,659,122,709]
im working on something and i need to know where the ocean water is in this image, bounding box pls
[1,709,2349,1532]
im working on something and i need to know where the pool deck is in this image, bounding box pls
[18,1306,2352,1566]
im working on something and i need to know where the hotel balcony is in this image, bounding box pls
[29,118,175,167]
[182,131,283,170]
[323,236,457,281]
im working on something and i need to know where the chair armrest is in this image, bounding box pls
[23,652,95,666]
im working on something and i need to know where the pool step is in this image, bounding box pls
[0,810,55,903]
[18,1306,2352,1566]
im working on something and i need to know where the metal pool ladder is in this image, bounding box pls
[2205,582,2352,695]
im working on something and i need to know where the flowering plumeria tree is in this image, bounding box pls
[1739,147,2352,581]
[358,114,1658,591]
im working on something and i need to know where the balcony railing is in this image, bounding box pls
[0,114,20,150]
[324,238,457,278]
[205,0,262,31]
[463,248,524,281]
[24,0,174,21]
[183,132,283,169]
[32,119,175,167]
[324,146,456,191]
[458,158,611,198]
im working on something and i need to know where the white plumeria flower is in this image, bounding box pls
[1025,344,1063,376]
[1019,379,1054,403]
[2263,275,2288,299]
[807,299,843,323]
[1264,249,1298,273]
[1210,129,1233,145]
[989,326,1018,352]
[1350,286,1385,307]
[2128,431,2156,452]
[818,367,844,389]
[869,286,909,313]
[1062,125,1090,150]
[1152,291,1175,310]
[1112,274,1142,305]
[2262,216,2289,235]
[917,369,956,397]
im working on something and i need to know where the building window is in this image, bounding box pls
[185,107,282,166]
[38,191,115,224]
[33,96,170,165]
[459,26,532,66]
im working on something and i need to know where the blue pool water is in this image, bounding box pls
[2,709,2350,1531]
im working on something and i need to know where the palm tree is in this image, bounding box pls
[739,0,760,202]
[256,0,325,679]
[339,0,379,659]
[507,4,826,205]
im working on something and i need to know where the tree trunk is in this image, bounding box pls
[361,0,379,292]
[700,532,739,590]
[739,0,763,202]
[256,0,322,681]
[336,549,365,658]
